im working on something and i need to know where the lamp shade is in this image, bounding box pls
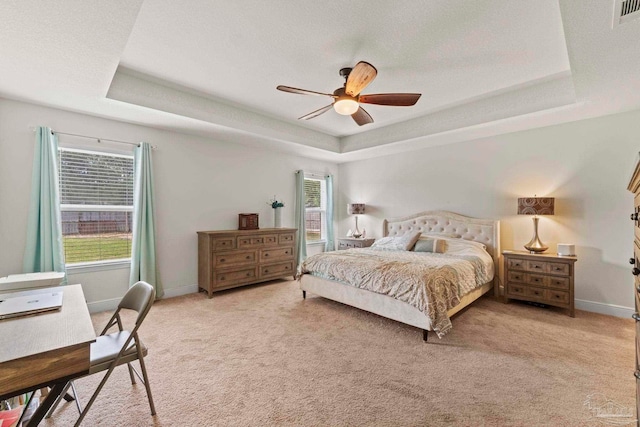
[347,203,365,215]
[517,197,554,215]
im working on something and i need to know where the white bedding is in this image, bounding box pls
[298,240,494,337]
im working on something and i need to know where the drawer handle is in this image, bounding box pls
[246,256,251,260]
[632,213,639,221]
[285,266,289,269]
[631,258,636,265]
[633,313,640,322]
[554,294,561,299]
[285,251,290,255]
[635,371,640,379]
[532,278,540,282]
[533,291,541,295]
[246,272,251,277]
[264,269,269,273]
[554,267,562,271]
[220,276,225,280]
[220,259,225,262]
[534,265,541,269]
[264,253,269,257]
[633,268,640,276]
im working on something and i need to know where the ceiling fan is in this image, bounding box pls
[277,61,421,126]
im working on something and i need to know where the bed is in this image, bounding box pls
[297,210,500,341]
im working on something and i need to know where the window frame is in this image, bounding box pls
[303,175,327,245]
[58,146,135,269]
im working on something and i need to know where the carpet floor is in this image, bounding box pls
[42,278,635,426]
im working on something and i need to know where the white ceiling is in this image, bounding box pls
[1,1,639,162]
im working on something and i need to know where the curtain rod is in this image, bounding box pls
[30,127,157,149]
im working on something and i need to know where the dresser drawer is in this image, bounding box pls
[548,276,570,290]
[548,262,570,276]
[261,247,294,262]
[507,258,527,271]
[547,289,569,305]
[213,267,258,288]
[213,250,256,267]
[506,284,526,298]
[238,235,267,248]
[278,233,295,245]
[507,271,526,283]
[213,237,236,251]
[260,261,294,279]
[526,274,549,287]
[526,260,547,273]
[524,286,546,300]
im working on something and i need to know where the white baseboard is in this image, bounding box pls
[87,297,120,314]
[575,299,634,319]
[162,283,199,298]
[86,283,199,313]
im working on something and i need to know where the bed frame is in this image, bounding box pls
[299,210,500,341]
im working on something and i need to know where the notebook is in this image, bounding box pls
[0,291,63,320]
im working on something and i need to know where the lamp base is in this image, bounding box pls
[524,216,548,253]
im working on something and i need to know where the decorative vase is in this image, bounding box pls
[274,207,282,228]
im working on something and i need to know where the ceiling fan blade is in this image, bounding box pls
[277,85,335,97]
[298,104,333,120]
[359,93,422,106]
[351,106,373,126]
[345,61,377,97]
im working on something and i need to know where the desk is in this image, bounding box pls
[0,284,96,425]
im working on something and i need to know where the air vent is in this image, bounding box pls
[613,0,640,27]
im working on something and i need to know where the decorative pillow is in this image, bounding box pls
[371,231,421,251]
[413,237,445,253]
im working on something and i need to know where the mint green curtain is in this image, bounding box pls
[23,127,67,283]
[324,174,335,252]
[294,170,307,265]
[130,142,163,297]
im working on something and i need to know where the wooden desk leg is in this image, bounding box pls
[26,382,66,427]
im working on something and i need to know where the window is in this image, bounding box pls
[58,147,134,265]
[304,176,327,242]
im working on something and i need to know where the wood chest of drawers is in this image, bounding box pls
[337,238,375,250]
[627,154,640,423]
[197,228,297,297]
[503,250,577,317]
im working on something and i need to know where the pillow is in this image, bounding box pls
[421,232,462,239]
[413,237,445,253]
[371,231,421,251]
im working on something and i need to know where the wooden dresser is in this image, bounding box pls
[503,250,577,317]
[197,228,297,297]
[627,154,640,423]
[337,238,375,250]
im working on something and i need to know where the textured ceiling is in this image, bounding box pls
[0,1,639,162]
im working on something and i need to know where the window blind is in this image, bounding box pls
[58,148,134,264]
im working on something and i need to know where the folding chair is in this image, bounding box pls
[46,281,157,426]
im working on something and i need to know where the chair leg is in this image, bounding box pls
[74,366,117,426]
[137,346,156,416]
[70,381,83,414]
[45,381,72,418]
[127,362,137,384]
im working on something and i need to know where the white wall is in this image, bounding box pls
[338,109,640,313]
[0,98,338,306]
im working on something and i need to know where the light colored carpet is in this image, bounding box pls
[43,278,635,426]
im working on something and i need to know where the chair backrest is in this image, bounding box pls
[118,281,156,325]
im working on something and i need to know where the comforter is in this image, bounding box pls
[297,247,493,337]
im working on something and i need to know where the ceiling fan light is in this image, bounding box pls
[334,98,359,115]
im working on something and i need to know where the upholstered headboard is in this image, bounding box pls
[382,210,501,265]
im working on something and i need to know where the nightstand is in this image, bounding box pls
[338,238,375,250]
[503,250,577,317]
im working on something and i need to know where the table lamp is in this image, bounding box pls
[347,203,365,238]
[518,196,554,253]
